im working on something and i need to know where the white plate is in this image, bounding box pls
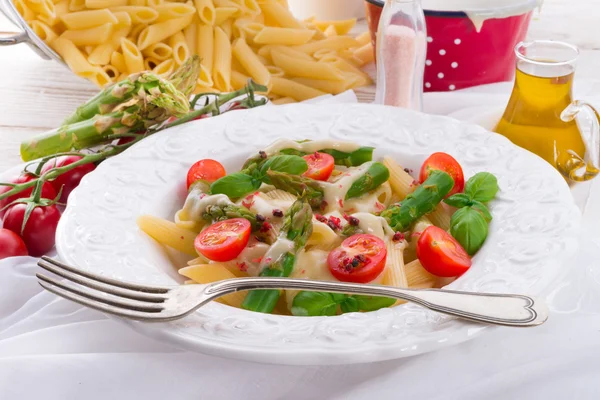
[56,104,580,365]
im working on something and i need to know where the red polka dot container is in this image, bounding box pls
[365,0,543,92]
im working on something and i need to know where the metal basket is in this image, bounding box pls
[0,0,64,63]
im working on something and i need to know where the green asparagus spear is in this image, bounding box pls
[21,73,191,161]
[267,170,325,209]
[279,146,375,167]
[380,170,454,232]
[203,203,261,231]
[241,200,313,313]
[345,162,389,200]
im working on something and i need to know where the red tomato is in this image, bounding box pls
[0,174,56,218]
[186,159,226,188]
[328,234,387,283]
[302,152,335,181]
[0,229,28,260]
[417,226,472,277]
[194,218,251,262]
[42,156,96,203]
[419,152,465,197]
[3,203,61,257]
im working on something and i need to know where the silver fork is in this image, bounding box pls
[36,256,548,327]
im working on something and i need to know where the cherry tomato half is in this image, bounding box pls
[42,156,96,203]
[302,152,335,181]
[417,226,472,277]
[3,203,61,257]
[0,228,28,260]
[187,159,227,189]
[419,152,465,197]
[194,218,251,262]
[0,174,56,218]
[328,234,387,283]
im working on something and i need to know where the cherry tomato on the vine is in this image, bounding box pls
[328,234,387,283]
[42,156,96,203]
[3,203,61,257]
[0,174,56,218]
[0,229,28,260]
[194,218,251,262]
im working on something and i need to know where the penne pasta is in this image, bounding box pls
[323,25,337,37]
[265,65,284,77]
[352,42,375,66]
[144,56,160,70]
[102,64,120,80]
[110,6,158,24]
[85,0,127,8]
[292,76,354,95]
[28,20,58,42]
[232,38,270,86]
[194,0,216,25]
[197,63,214,87]
[428,205,452,231]
[271,97,295,105]
[196,23,214,73]
[253,27,315,45]
[14,0,36,21]
[137,14,193,50]
[110,51,127,72]
[179,264,247,307]
[294,36,360,55]
[212,26,232,91]
[154,2,196,23]
[142,42,173,61]
[168,32,190,66]
[230,69,249,89]
[183,23,197,56]
[382,239,408,305]
[214,6,237,24]
[60,23,113,46]
[306,221,341,251]
[404,259,436,289]
[259,1,304,29]
[313,18,356,35]
[233,0,259,15]
[355,30,371,46]
[383,156,418,199]
[60,9,117,29]
[121,37,144,73]
[152,58,176,76]
[271,49,344,81]
[270,77,326,101]
[137,215,198,256]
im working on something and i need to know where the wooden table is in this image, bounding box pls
[1,0,599,172]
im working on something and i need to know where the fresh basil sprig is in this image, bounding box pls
[444,172,499,255]
[291,291,395,316]
[210,155,308,198]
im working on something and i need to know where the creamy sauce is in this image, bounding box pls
[262,138,361,157]
[176,187,232,225]
[423,0,543,32]
[239,192,295,219]
[321,162,374,213]
[352,212,395,239]
[259,237,295,268]
[231,240,271,277]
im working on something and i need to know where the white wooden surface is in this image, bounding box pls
[0,0,598,172]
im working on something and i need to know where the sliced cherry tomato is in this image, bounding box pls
[194,218,251,262]
[328,234,387,283]
[187,159,226,189]
[417,226,472,277]
[419,152,465,197]
[302,152,335,181]
[0,228,28,260]
[0,174,56,218]
[42,156,96,203]
[3,203,61,257]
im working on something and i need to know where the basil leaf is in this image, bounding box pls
[340,296,360,313]
[471,200,493,222]
[450,206,489,255]
[444,193,472,208]
[465,172,499,202]
[259,155,308,183]
[355,295,395,311]
[291,291,340,316]
[210,173,260,199]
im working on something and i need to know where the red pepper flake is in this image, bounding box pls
[264,257,272,264]
[375,201,385,211]
[393,232,405,242]
[301,269,306,274]
[315,214,328,223]
[256,214,266,223]
[237,262,248,272]
[338,199,344,208]
[327,216,342,230]
[242,193,255,209]
[272,209,283,218]
[313,151,321,159]
[338,184,343,188]
[345,215,359,226]
[260,221,272,232]
[198,193,207,199]
[251,257,263,264]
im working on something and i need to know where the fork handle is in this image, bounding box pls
[205,277,548,327]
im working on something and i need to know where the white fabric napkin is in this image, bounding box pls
[2,86,600,400]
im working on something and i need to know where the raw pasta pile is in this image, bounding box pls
[15,0,375,102]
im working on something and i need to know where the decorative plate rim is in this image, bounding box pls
[56,103,580,365]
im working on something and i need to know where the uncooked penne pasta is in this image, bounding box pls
[230,69,249,89]
[137,14,193,50]
[110,51,127,72]
[355,30,371,46]
[194,0,216,25]
[259,1,304,29]
[102,64,120,79]
[144,56,160,70]
[14,0,36,21]
[183,23,197,56]
[142,42,173,61]
[352,42,375,66]
[292,76,354,95]
[253,27,315,45]
[169,32,190,65]
[152,58,175,76]
[232,38,270,86]
[155,2,195,23]
[270,77,326,101]
[60,9,117,29]
[271,97,295,105]
[197,64,214,87]
[137,215,198,256]
[271,49,344,81]
[323,25,337,37]
[313,18,356,35]
[60,23,113,46]
[85,0,127,8]
[28,20,58,42]
[121,37,144,73]
[212,26,232,91]
[265,65,284,77]
[233,0,259,15]
[196,23,214,73]
[110,6,158,24]
[294,36,360,55]
[214,6,237,24]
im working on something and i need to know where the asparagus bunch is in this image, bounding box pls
[20,57,202,162]
[241,199,313,313]
[267,162,390,209]
[380,170,454,232]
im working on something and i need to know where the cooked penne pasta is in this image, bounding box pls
[383,239,408,291]
[137,215,198,256]
[270,77,326,101]
[212,26,232,91]
[428,205,452,231]
[404,259,436,289]
[306,221,341,251]
[232,38,270,86]
[253,27,315,45]
[383,156,418,199]
[179,264,247,307]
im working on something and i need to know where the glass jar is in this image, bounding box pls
[375,0,427,111]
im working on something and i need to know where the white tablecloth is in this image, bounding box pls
[2,85,600,400]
